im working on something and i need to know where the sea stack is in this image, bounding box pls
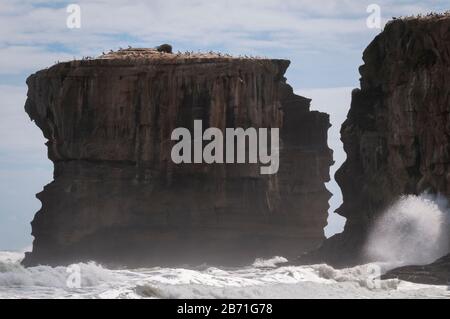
[305,14,450,283]
[23,47,332,267]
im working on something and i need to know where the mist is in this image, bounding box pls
[365,194,450,266]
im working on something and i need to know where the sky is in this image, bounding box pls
[0,0,448,250]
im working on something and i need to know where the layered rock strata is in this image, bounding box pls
[303,15,450,285]
[23,48,332,267]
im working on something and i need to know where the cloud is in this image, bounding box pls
[0,46,74,74]
[1,0,447,78]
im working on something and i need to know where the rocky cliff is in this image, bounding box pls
[304,14,450,283]
[23,48,332,267]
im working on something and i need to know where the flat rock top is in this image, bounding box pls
[386,11,450,27]
[94,48,283,64]
[36,48,290,73]
[398,11,450,21]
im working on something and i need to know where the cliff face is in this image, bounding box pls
[23,49,332,267]
[307,15,450,272]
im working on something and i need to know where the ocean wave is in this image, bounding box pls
[252,256,288,268]
[0,252,117,289]
[0,253,448,299]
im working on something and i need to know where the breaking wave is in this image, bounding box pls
[365,194,450,266]
[0,252,118,293]
[0,252,448,299]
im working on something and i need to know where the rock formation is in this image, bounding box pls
[382,254,450,285]
[23,48,332,267]
[303,14,450,284]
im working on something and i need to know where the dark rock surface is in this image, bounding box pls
[383,254,450,285]
[301,14,450,281]
[23,48,332,267]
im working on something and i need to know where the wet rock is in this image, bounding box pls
[383,254,450,285]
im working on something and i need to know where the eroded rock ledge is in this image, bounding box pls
[303,14,450,284]
[23,48,332,267]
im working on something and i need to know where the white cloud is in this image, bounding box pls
[0,46,73,74]
[1,0,446,76]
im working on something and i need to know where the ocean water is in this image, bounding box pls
[1,195,449,299]
[0,252,448,299]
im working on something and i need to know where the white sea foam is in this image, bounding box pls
[0,254,118,293]
[0,252,448,299]
[252,256,288,268]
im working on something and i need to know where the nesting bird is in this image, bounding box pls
[156,44,173,54]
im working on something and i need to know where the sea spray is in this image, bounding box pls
[365,194,450,265]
